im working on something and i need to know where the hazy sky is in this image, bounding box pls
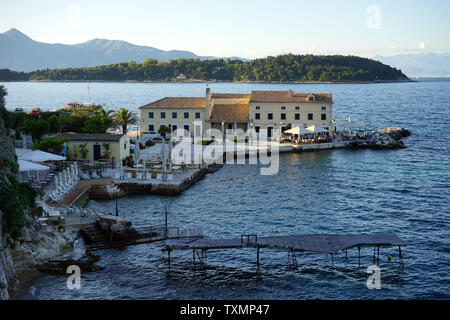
[1,0,449,59]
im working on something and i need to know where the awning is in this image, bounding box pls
[19,150,66,162]
[18,160,50,172]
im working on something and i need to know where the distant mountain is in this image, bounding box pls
[0,28,247,72]
[374,53,450,77]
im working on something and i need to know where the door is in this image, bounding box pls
[267,126,273,138]
[93,145,101,161]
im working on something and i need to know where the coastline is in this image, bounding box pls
[0,79,415,84]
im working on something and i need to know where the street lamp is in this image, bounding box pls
[249,119,254,144]
[221,120,225,143]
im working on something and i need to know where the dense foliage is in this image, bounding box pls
[0,85,37,242]
[0,54,409,82]
[33,136,68,154]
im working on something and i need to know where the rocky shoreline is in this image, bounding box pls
[0,216,78,299]
[346,127,411,150]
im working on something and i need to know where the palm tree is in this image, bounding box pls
[112,108,138,135]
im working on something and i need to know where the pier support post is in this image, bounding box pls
[358,245,361,267]
[398,246,404,268]
[345,250,348,260]
[331,253,334,267]
[256,245,260,268]
[193,249,196,267]
[377,246,380,265]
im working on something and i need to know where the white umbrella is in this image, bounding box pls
[18,160,49,182]
[305,125,329,133]
[18,160,50,171]
[15,148,32,157]
[285,126,313,135]
[19,150,66,162]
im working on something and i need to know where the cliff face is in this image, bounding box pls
[0,90,77,299]
[0,87,19,299]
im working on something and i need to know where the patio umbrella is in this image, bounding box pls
[18,160,50,182]
[19,150,66,162]
[284,126,313,135]
[18,160,50,171]
[305,125,329,133]
[15,148,32,157]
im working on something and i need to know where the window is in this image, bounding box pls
[280,113,286,120]
[148,124,155,132]
[255,106,260,110]
[148,112,154,119]
[172,124,178,132]
[268,113,273,120]
[124,142,127,150]
[255,126,260,133]
[281,106,286,110]
[227,123,233,130]
[172,112,177,119]
[255,113,260,120]
[184,112,189,119]
[160,112,166,119]
[184,124,190,132]
[160,124,167,131]
[321,113,327,120]
[295,113,300,120]
[195,112,201,119]
[308,113,313,120]
[295,106,300,110]
[321,106,327,110]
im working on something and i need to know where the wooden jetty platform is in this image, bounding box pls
[84,226,203,252]
[164,233,407,268]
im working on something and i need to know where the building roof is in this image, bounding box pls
[209,104,250,122]
[249,90,332,103]
[139,97,206,109]
[210,93,251,99]
[52,133,126,142]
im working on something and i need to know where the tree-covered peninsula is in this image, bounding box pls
[0,54,409,82]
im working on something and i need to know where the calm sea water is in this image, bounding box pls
[3,79,450,300]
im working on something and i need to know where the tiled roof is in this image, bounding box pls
[52,133,125,142]
[209,104,250,122]
[139,97,206,109]
[211,93,251,99]
[249,90,332,103]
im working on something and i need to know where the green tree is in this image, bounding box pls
[78,143,88,159]
[33,136,68,155]
[19,118,48,141]
[112,107,138,134]
[102,143,111,160]
[158,125,171,138]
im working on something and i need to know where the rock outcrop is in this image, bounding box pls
[347,127,410,150]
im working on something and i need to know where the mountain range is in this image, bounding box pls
[1,28,449,77]
[0,28,245,72]
[374,53,450,77]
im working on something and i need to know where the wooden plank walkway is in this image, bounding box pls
[164,233,407,268]
[165,233,406,254]
[86,227,203,252]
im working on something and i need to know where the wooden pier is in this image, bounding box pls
[164,233,407,268]
[84,226,203,252]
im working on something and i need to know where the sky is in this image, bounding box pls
[1,0,449,59]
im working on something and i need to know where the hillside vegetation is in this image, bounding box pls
[0,54,409,82]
